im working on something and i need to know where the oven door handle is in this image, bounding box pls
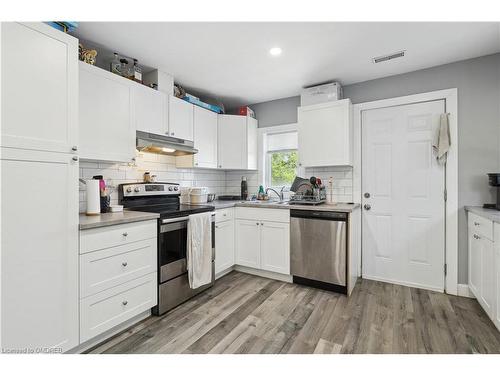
[161,213,215,225]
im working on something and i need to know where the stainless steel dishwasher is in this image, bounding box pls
[290,209,347,294]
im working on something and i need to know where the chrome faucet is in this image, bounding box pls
[266,186,285,201]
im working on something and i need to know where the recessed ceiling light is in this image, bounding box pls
[269,47,282,56]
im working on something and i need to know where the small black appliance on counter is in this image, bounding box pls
[483,173,500,210]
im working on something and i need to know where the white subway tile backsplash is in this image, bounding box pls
[78,150,355,212]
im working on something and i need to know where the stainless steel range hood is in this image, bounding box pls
[136,131,198,156]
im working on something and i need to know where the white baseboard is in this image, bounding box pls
[234,265,293,283]
[457,283,475,298]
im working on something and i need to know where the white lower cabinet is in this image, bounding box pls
[80,273,157,343]
[215,217,235,275]
[234,208,290,275]
[235,219,261,268]
[1,148,79,352]
[79,220,158,344]
[467,211,499,329]
[260,221,290,275]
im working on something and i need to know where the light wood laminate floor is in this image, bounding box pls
[88,271,500,354]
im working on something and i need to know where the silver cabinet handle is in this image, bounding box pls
[72,156,78,161]
[122,262,128,267]
[364,204,371,210]
[474,222,480,226]
[122,232,128,237]
[122,301,128,306]
[71,146,78,151]
[364,192,371,198]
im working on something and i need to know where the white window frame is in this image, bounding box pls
[258,123,302,189]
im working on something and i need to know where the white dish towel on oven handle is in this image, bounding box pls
[187,212,212,289]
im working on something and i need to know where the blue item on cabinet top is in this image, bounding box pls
[181,96,223,114]
[45,22,78,33]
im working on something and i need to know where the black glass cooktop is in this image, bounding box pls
[126,204,214,219]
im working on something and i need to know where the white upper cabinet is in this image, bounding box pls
[168,95,194,141]
[193,106,218,168]
[134,83,168,136]
[1,22,78,153]
[79,62,136,163]
[218,115,257,170]
[298,98,353,167]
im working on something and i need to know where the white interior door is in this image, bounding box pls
[361,100,446,291]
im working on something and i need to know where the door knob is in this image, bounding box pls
[364,204,371,210]
[364,192,371,198]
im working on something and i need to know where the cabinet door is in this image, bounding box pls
[215,220,235,275]
[193,106,218,168]
[298,99,352,167]
[495,243,500,330]
[247,117,258,170]
[218,115,247,169]
[260,222,290,275]
[480,238,495,317]
[168,96,193,141]
[235,219,261,268]
[469,231,481,298]
[1,22,78,153]
[134,84,168,136]
[79,62,135,163]
[1,148,79,352]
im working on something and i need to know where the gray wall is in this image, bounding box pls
[250,53,500,284]
[251,96,301,127]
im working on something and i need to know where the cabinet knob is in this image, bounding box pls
[122,261,128,267]
[71,146,78,151]
[473,234,480,240]
[171,132,175,136]
[122,232,128,237]
[364,204,371,211]
[261,222,264,226]
[122,301,128,306]
[72,156,78,162]
[195,162,198,166]
[256,222,259,226]
[218,165,222,168]
[215,225,219,229]
[474,222,480,226]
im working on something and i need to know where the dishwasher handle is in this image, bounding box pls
[290,209,347,221]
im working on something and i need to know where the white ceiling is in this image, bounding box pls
[74,22,500,107]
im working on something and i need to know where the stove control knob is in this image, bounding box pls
[126,187,132,193]
[168,186,174,191]
[134,187,140,193]
[174,186,179,191]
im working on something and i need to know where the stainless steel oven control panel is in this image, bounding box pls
[121,183,180,197]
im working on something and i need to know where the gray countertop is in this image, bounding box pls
[79,211,160,230]
[194,200,360,213]
[465,206,500,224]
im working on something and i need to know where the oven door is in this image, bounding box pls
[158,214,215,284]
[159,217,189,283]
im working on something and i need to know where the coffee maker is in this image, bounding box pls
[483,173,500,210]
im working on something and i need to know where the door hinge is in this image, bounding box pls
[444,189,447,202]
[444,263,447,276]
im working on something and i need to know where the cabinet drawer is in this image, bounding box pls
[215,208,234,223]
[80,238,157,298]
[80,220,157,254]
[468,213,493,241]
[80,273,157,343]
[235,207,289,223]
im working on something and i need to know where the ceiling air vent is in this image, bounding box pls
[372,50,406,64]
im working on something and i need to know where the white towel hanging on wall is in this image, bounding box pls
[433,113,451,165]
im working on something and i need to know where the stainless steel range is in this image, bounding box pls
[119,182,215,315]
